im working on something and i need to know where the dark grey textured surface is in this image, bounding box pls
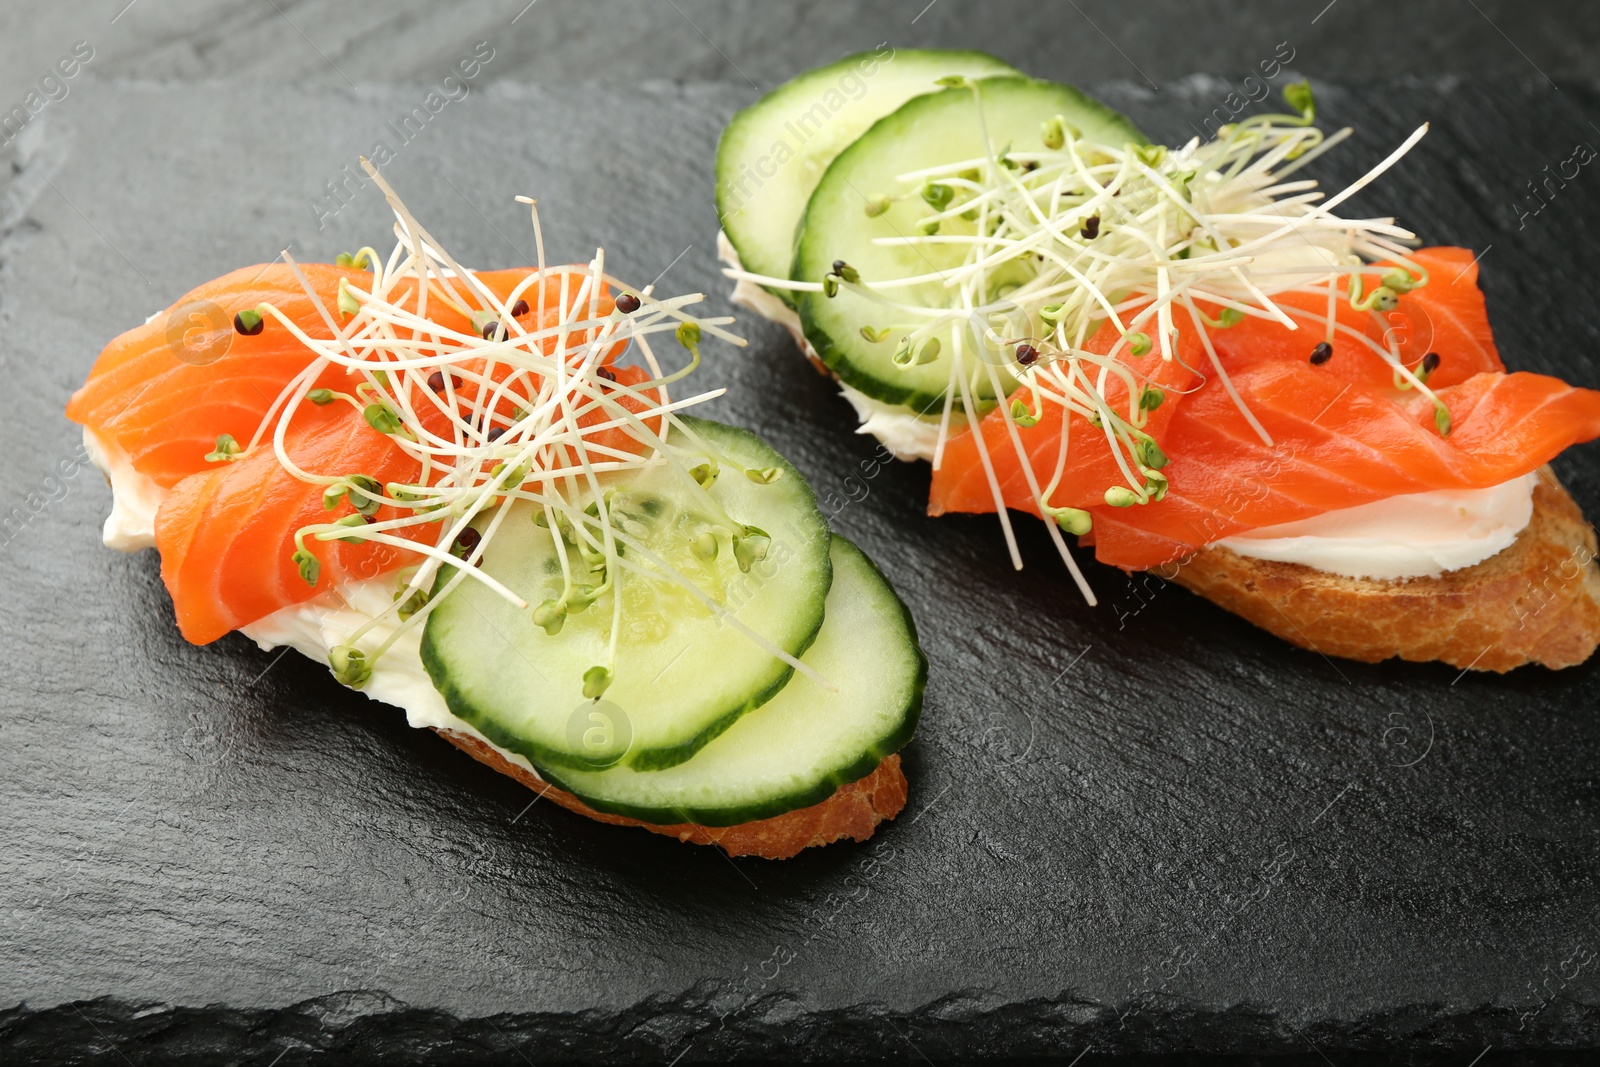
[3,65,1600,1065]
[3,0,1599,102]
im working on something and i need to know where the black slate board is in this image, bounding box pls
[4,72,1600,1064]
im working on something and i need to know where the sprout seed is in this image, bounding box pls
[452,526,482,558]
[532,598,567,636]
[204,433,242,463]
[582,665,613,700]
[1050,507,1093,536]
[1105,485,1143,507]
[292,548,320,587]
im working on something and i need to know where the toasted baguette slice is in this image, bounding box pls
[434,729,908,860]
[1167,470,1600,672]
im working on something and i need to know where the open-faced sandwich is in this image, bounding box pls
[718,52,1600,672]
[68,166,924,858]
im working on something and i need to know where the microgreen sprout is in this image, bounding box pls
[1283,80,1316,123]
[892,336,939,367]
[1134,436,1168,470]
[292,549,321,586]
[582,665,613,700]
[921,182,954,211]
[332,514,370,543]
[395,584,429,621]
[1048,506,1093,535]
[1104,486,1142,507]
[329,645,371,689]
[346,474,384,517]
[337,281,360,317]
[1418,351,1441,383]
[233,308,264,336]
[689,459,719,487]
[205,434,242,462]
[533,598,567,635]
[362,402,404,436]
[1041,115,1066,151]
[745,466,783,484]
[732,525,771,573]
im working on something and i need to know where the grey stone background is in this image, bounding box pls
[0,0,1594,103]
[5,2,1600,1063]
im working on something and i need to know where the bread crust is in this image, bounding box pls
[1167,470,1600,672]
[433,729,908,860]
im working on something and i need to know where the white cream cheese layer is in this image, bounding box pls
[718,228,953,462]
[836,386,947,462]
[1216,472,1537,580]
[82,427,164,552]
[84,427,539,779]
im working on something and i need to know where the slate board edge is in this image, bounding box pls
[5,987,1600,1063]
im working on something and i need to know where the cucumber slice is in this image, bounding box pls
[795,76,1148,411]
[541,536,924,827]
[717,49,1020,301]
[421,417,831,772]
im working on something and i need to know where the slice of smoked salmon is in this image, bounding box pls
[1088,364,1600,570]
[69,265,619,489]
[154,413,434,644]
[68,264,370,488]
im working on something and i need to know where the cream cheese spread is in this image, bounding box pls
[1216,472,1537,580]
